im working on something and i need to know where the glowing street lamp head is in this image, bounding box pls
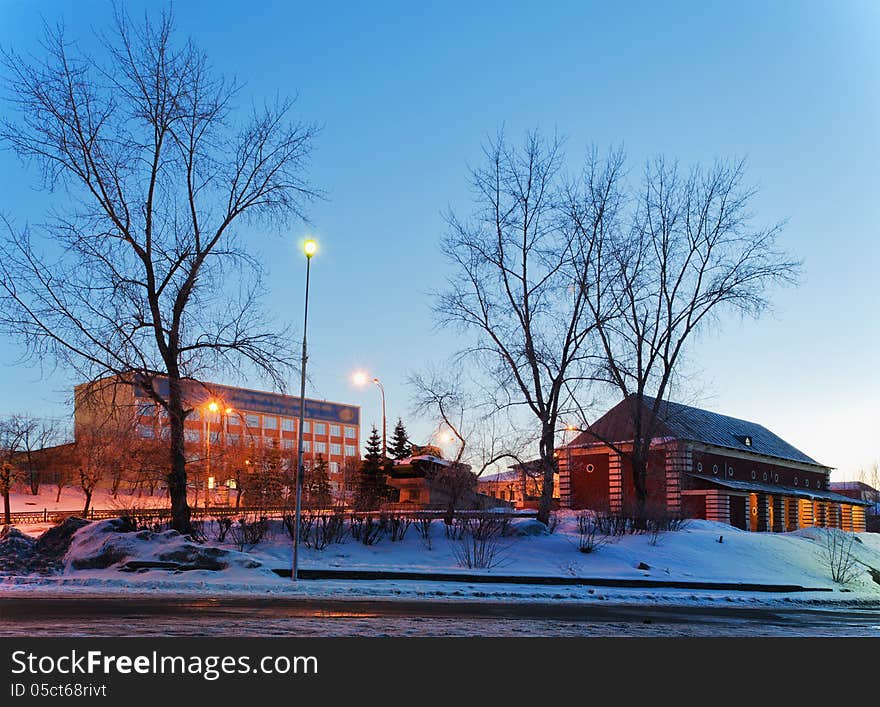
[352,370,369,387]
[303,239,318,258]
[207,401,219,413]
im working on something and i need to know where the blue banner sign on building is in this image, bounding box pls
[137,377,360,426]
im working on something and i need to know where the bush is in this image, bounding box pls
[822,529,860,585]
[449,513,509,569]
[214,517,233,543]
[576,512,607,554]
[350,515,385,546]
[229,516,268,551]
[414,515,435,550]
[384,513,411,542]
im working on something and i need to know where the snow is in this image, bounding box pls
[3,512,880,609]
[9,486,172,514]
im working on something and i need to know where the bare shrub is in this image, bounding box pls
[229,515,268,551]
[214,517,232,543]
[414,515,435,550]
[384,513,411,542]
[547,511,560,535]
[449,513,509,569]
[576,512,607,554]
[350,515,385,546]
[822,529,860,585]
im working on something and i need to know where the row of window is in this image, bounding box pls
[697,460,818,488]
[137,425,357,457]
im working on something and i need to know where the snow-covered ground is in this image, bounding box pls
[3,513,880,609]
[9,486,172,513]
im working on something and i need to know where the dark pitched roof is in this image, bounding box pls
[569,395,827,469]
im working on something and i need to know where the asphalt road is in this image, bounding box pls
[2,595,880,637]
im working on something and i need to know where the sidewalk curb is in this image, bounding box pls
[270,568,835,593]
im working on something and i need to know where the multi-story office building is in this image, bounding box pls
[74,374,361,495]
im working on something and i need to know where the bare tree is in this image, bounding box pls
[0,418,29,524]
[0,9,318,532]
[435,132,621,524]
[572,157,800,521]
[409,368,529,521]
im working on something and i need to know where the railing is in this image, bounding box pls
[7,505,536,526]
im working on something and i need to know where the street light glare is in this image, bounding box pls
[303,239,318,257]
[352,370,369,387]
[207,401,219,412]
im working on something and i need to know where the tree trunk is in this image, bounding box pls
[55,483,63,503]
[536,425,557,525]
[166,374,192,534]
[82,488,92,518]
[29,473,39,495]
[630,447,648,527]
[3,490,10,525]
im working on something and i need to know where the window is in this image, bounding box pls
[209,431,221,444]
[315,441,326,454]
[263,415,278,429]
[303,421,310,433]
[227,433,240,445]
[281,418,295,432]
[137,424,154,439]
[712,464,718,475]
[185,429,200,442]
[345,445,357,457]
[330,443,342,456]
[751,470,756,480]
[696,461,703,473]
[586,464,594,473]
[160,427,170,440]
[804,479,810,488]
[281,439,295,450]
[330,425,341,437]
[190,409,201,421]
[245,413,260,428]
[727,466,734,477]
[314,422,326,435]
[137,401,154,418]
[206,411,220,424]
[302,440,311,452]
[345,427,357,439]
[329,462,339,474]
[762,472,768,481]
[773,473,779,483]
[794,477,799,486]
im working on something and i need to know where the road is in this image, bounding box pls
[2,595,879,637]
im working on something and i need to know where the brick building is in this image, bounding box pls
[559,396,870,532]
[74,374,361,499]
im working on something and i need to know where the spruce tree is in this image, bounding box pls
[354,426,388,510]
[306,454,333,509]
[389,418,412,460]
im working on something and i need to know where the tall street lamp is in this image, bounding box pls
[293,238,317,581]
[352,371,387,458]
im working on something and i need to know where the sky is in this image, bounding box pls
[0,0,877,480]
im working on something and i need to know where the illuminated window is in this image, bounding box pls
[330,462,339,474]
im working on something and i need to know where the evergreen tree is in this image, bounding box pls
[306,454,333,509]
[354,426,389,510]
[389,418,412,460]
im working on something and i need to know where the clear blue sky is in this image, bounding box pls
[0,1,877,479]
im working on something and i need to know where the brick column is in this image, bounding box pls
[705,490,730,524]
[841,504,853,532]
[852,506,866,533]
[558,449,572,510]
[755,493,770,532]
[827,503,841,530]
[664,443,689,515]
[772,496,786,532]
[786,497,800,531]
[816,501,828,527]
[609,453,623,512]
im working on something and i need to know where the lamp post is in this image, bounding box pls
[352,371,387,459]
[206,401,219,508]
[373,377,387,458]
[293,238,317,581]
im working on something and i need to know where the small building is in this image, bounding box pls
[559,395,870,532]
[385,445,510,511]
[478,463,560,509]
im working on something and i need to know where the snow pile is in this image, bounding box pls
[64,519,264,574]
